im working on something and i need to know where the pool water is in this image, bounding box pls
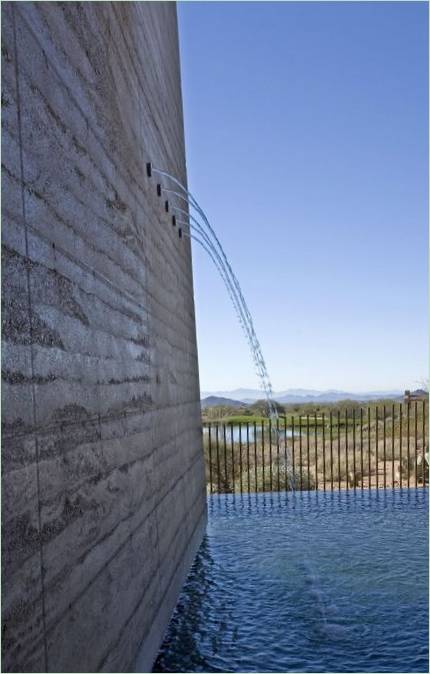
[154,489,428,673]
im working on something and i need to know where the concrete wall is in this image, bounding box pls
[1,2,206,671]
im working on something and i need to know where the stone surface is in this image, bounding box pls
[1,2,206,671]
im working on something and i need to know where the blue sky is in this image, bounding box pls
[177,1,428,393]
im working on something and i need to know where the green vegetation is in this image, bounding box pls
[211,415,287,426]
[202,397,429,493]
[202,397,412,423]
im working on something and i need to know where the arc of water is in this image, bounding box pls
[182,230,256,357]
[154,173,263,355]
[172,203,271,389]
[175,217,267,385]
[153,168,277,419]
[173,210,269,383]
[175,212,277,418]
[153,166,298,487]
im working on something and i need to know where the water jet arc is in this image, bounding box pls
[153,167,278,418]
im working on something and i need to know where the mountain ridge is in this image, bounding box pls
[201,388,403,404]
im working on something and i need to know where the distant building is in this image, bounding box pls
[404,389,428,403]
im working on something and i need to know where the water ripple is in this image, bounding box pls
[153,489,428,673]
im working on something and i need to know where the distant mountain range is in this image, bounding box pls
[201,388,403,405]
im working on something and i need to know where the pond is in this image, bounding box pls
[154,489,428,672]
[203,425,298,443]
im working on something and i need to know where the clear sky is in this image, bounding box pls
[177,1,428,394]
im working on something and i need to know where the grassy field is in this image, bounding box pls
[202,398,428,493]
[211,415,287,425]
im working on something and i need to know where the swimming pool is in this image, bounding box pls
[154,489,428,673]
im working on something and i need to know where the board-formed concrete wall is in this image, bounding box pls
[2,2,206,671]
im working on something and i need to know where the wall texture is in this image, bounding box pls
[1,2,206,671]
